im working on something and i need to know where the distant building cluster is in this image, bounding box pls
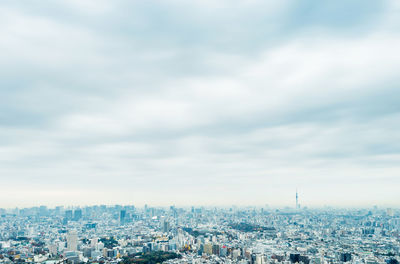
[0,205,399,264]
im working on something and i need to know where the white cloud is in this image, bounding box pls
[0,0,399,208]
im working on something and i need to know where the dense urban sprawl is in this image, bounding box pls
[0,205,399,264]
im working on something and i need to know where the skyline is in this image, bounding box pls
[0,201,398,210]
[1,0,400,208]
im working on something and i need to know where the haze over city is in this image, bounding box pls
[1,0,400,208]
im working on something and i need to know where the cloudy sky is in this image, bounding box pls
[1,0,400,208]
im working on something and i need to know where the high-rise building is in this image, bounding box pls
[67,230,78,251]
[220,246,227,257]
[120,210,126,224]
[49,244,57,256]
[204,243,212,255]
[91,238,98,248]
[39,206,48,216]
[55,206,63,215]
[387,208,394,217]
[290,253,300,263]
[65,210,73,220]
[212,244,220,255]
[340,253,352,262]
[163,220,170,233]
[74,209,82,221]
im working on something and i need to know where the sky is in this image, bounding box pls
[1,0,400,208]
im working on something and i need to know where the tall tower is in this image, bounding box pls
[296,189,299,210]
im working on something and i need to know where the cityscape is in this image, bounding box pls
[1,0,400,264]
[0,194,399,264]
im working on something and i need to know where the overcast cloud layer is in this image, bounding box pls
[1,0,400,208]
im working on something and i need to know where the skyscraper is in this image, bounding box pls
[120,210,126,224]
[163,220,170,233]
[74,209,82,221]
[296,189,299,210]
[65,210,73,220]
